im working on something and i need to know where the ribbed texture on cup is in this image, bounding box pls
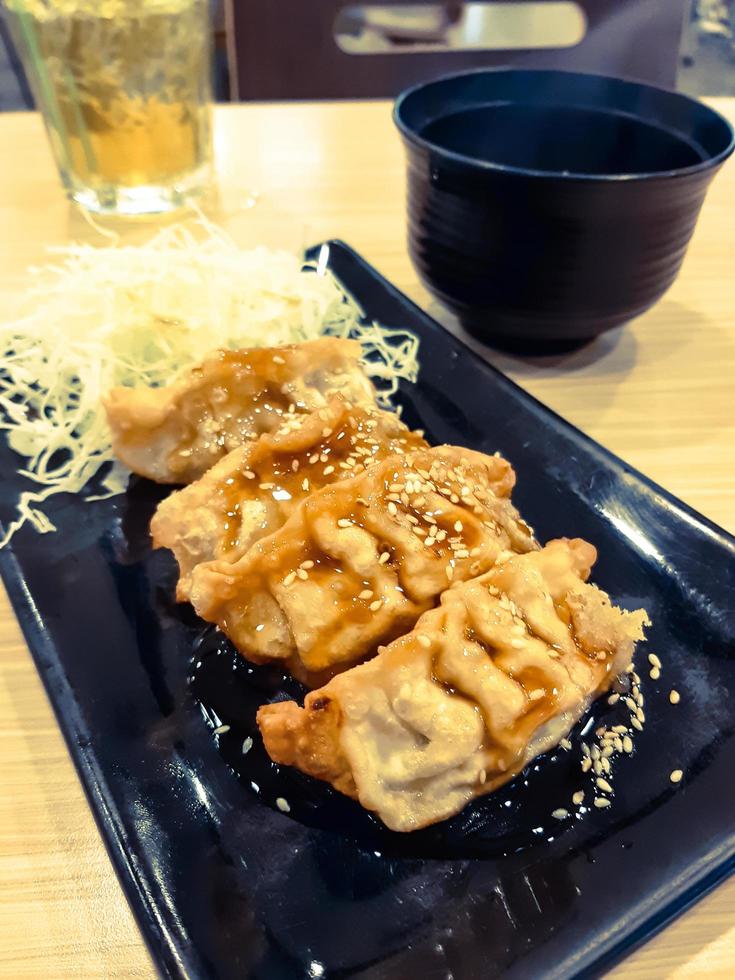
[403,145,719,343]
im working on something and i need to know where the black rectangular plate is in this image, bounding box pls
[1,241,733,980]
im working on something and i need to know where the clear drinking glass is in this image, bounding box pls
[4,0,213,214]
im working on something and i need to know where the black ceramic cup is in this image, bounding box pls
[394,69,734,350]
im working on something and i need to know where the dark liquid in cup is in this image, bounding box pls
[421,103,704,175]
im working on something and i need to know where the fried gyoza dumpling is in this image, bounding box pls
[151,396,428,601]
[104,338,376,483]
[257,539,649,831]
[188,445,536,686]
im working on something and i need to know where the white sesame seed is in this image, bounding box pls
[650,667,661,680]
[552,808,568,820]
[560,738,572,751]
[259,482,275,490]
[358,589,373,600]
[213,724,230,735]
[479,770,487,784]
[387,502,398,516]
[669,690,680,704]
[276,797,291,812]
[242,736,253,755]
[612,725,628,734]
[322,428,332,438]
[297,569,308,580]
[528,689,544,701]
[291,459,300,472]
[607,693,620,705]
[572,790,585,806]
[670,769,683,784]
[446,564,454,581]
[379,552,390,564]
[623,735,634,753]
[337,518,352,528]
[596,777,613,794]
[272,355,285,365]
[323,465,335,476]
[300,560,314,569]
[630,717,643,731]
[283,571,296,586]
[594,798,611,809]
[511,638,524,649]
[302,478,310,491]
[243,470,256,480]
[417,634,431,649]
[369,599,382,612]
[648,653,662,669]
[454,520,463,532]
[581,758,592,772]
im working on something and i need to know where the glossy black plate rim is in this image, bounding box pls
[0,239,732,980]
[0,542,186,979]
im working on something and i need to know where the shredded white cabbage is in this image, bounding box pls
[0,220,419,546]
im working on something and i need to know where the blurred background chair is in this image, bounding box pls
[225,0,689,100]
[1,1,732,111]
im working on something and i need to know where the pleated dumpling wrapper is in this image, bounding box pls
[257,538,649,831]
[104,338,376,483]
[189,445,536,686]
[151,396,427,601]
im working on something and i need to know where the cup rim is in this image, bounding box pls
[393,67,735,183]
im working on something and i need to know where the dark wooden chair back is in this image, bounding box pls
[225,0,687,101]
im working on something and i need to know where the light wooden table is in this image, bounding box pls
[0,101,733,979]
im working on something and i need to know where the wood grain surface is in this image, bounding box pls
[0,101,733,979]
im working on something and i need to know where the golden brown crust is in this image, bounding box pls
[257,695,357,798]
[257,539,649,831]
[150,396,427,601]
[104,338,376,483]
[189,444,537,685]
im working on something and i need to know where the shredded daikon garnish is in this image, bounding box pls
[0,221,419,546]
